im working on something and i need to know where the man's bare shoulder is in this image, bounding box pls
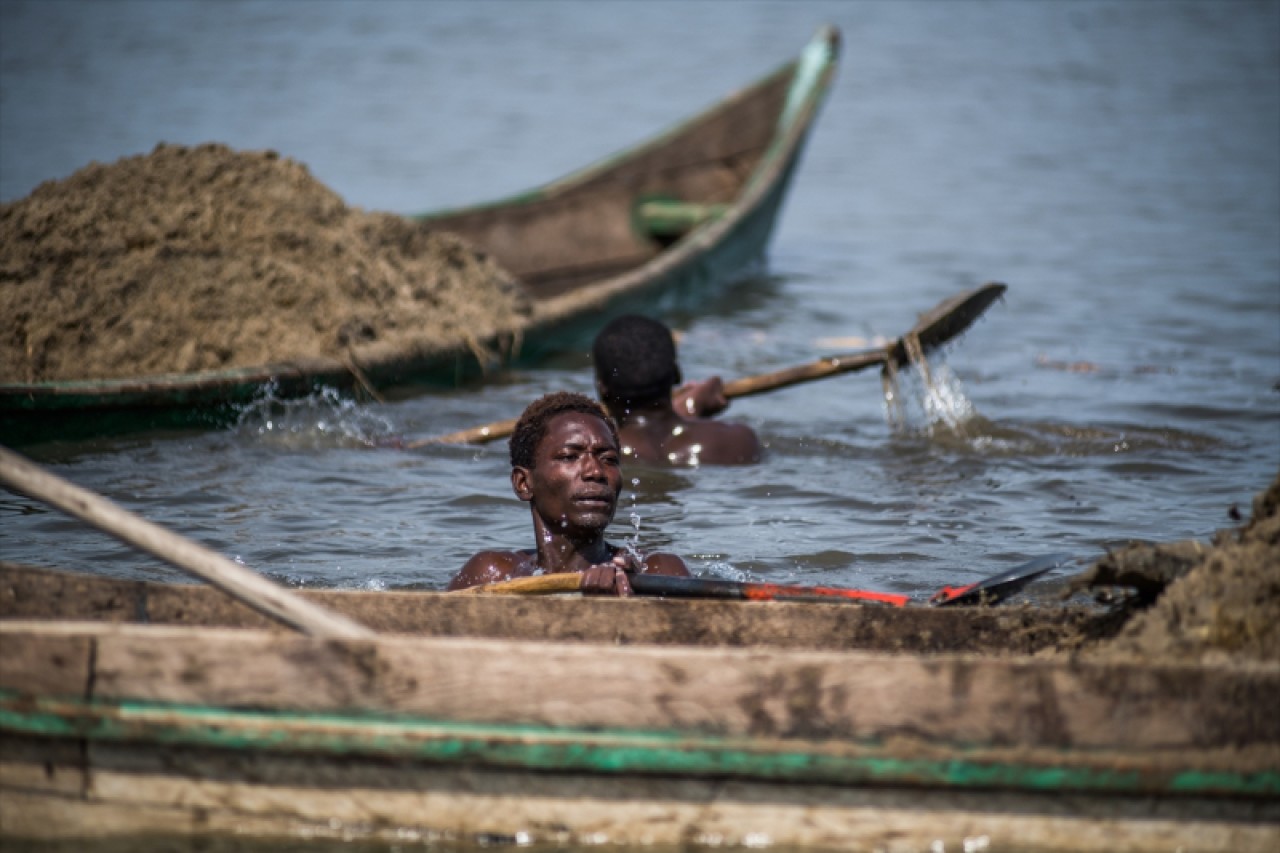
[641,551,691,577]
[446,549,536,591]
[678,420,762,465]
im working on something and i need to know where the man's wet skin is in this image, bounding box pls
[612,378,762,467]
[447,410,688,594]
[591,315,762,466]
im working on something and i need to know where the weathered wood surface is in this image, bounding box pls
[425,66,793,297]
[3,739,1278,851]
[5,688,1276,792]
[0,562,1121,654]
[3,619,1278,751]
[3,615,1278,849]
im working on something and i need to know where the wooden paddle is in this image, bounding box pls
[451,552,1069,607]
[0,445,375,640]
[406,282,1007,448]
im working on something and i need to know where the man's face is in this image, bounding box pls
[514,411,622,534]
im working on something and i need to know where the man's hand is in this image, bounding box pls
[673,377,728,418]
[580,557,635,597]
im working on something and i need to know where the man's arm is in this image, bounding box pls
[673,377,729,418]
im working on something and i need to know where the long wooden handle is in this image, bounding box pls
[449,570,908,606]
[421,417,520,447]
[408,283,1006,448]
[412,350,888,448]
[0,445,375,639]
[631,574,911,606]
[450,551,1068,607]
[720,349,887,399]
[451,573,584,595]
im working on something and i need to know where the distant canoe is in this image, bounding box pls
[0,26,841,445]
[2,563,1278,851]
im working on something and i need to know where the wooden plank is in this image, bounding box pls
[1,750,1276,851]
[0,563,1117,655]
[0,734,84,796]
[0,788,316,842]
[0,563,149,623]
[146,586,1119,653]
[0,630,91,696]
[4,690,1275,797]
[5,620,1277,751]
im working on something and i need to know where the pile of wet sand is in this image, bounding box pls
[0,143,531,383]
[1066,472,1280,662]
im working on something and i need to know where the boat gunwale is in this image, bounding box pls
[0,561,1120,656]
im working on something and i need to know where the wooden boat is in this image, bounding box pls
[3,562,1278,852]
[0,26,841,446]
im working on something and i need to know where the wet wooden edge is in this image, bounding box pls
[0,562,1123,655]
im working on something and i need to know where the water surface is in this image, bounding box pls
[1,0,1277,601]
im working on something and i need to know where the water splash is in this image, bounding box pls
[232,382,396,449]
[921,364,976,431]
[880,348,976,438]
[702,560,753,582]
[621,477,646,566]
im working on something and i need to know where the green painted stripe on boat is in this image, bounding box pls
[1,690,1274,797]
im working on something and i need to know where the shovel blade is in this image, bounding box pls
[930,552,1075,607]
[888,282,1007,365]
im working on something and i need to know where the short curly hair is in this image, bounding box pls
[592,314,680,407]
[509,391,618,469]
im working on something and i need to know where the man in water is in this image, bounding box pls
[591,315,762,466]
[447,391,690,594]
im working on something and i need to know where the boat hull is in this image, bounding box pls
[2,565,1278,851]
[0,26,841,446]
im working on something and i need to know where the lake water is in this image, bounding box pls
[1,0,1277,603]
